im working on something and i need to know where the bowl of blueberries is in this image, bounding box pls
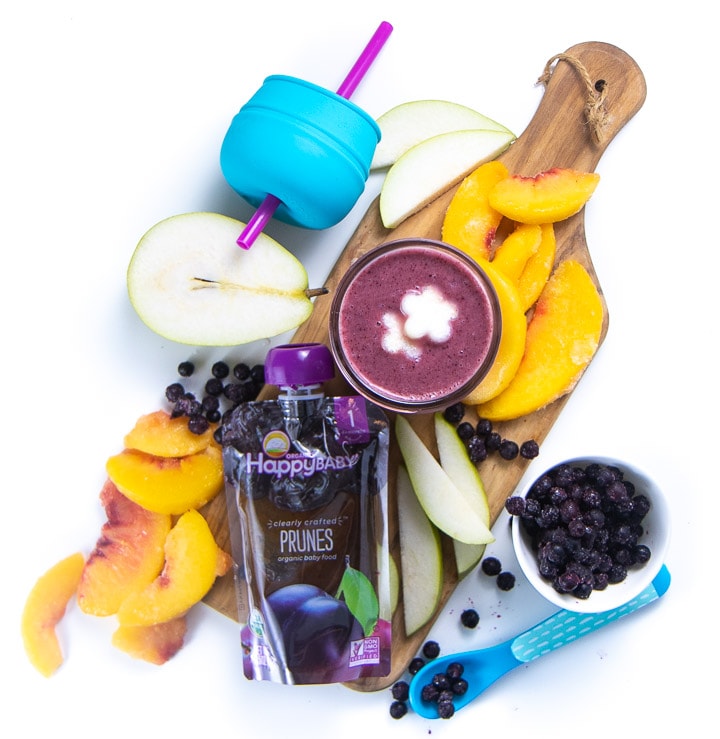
[508,456,671,613]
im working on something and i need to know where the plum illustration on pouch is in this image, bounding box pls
[267,584,355,672]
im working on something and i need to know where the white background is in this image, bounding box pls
[2,1,717,736]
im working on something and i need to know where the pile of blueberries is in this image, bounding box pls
[505,461,653,598]
[389,640,468,720]
[442,402,539,463]
[165,359,265,442]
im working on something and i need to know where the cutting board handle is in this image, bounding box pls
[501,41,647,174]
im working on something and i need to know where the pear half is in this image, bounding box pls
[379,128,516,229]
[434,413,492,577]
[127,212,314,346]
[396,465,443,636]
[395,415,494,545]
[371,99,513,170]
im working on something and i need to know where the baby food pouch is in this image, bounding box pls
[222,343,391,684]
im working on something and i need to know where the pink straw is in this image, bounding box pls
[237,20,393,249]
[336,20,393,98]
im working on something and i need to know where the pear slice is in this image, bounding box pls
[395,415,494,545]
[453,540,486,580]
[396,465,443,636]
[377,543,400,620]
[371,99,513,170]
[434,413,492,578]
[127,212,315,346]
[379,128,516,229]
[434,413,491,524]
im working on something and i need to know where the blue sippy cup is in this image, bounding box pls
[219,21,392,248]
[220,75,381,231]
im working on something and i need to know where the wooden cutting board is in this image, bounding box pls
[201,41,647,691]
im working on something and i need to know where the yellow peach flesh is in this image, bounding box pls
[516,223,556,312]
[116,509,220,626]
[106,445,223,515]
[124,409,217,457]
[442,160,508,261]
[112,617,188,665]
[491,223,542,283]
[77,480,172,616]
[464,258,527,405]
[21,552,85,677]
[477,259,603,420]
[489,167,600,225]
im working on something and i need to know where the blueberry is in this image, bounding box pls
[456,421,475,440]
[177,361,194,377]
[250,364,265,384]
[233,362,251,381]
[187,415,209,435]
[446,662,464,680]
[460,609,479,628]
[165,382,185,403]
[389,701,408,719]
[496,572,516,591]
[431,672,450,691]
[443,402,465,424]
[632,544,652,564]
[204,377,224,396]
[466,435,488,463]
[499,439,519,460]
[391,681,409,701]
[212,361,230,379]
[422,640,441,659]
[505,496,526,516]
[481,557,502,576]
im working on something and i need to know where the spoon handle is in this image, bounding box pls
[511,565,671,664]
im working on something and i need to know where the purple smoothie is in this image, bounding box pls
[329,240,500,412]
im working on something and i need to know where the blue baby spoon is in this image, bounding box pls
[408,564,671,719]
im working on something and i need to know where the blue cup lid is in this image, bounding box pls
[265,343,335,387]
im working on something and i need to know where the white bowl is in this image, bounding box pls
[511,456,671,613]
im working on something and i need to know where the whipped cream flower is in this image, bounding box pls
[381,286,458,359]
[402,286,458,343]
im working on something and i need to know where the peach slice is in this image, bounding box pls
[215,548,233,577]
[111,617,188,665]
[488,167,600,225]
[441,160,508,261]
[464,258,527,405]
[77,480,172,616]
[21,552,85,677]
[517,223,556,312]
[478,259,603,421]
[106,445,223,515]
[116,509,221,626]
[491,223,542,283]
[124,410,217,458]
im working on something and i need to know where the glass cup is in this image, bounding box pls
[329,238,501,413]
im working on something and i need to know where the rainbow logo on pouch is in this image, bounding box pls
[262,430,291,458]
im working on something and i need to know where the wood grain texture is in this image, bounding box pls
[200,41,646,691]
